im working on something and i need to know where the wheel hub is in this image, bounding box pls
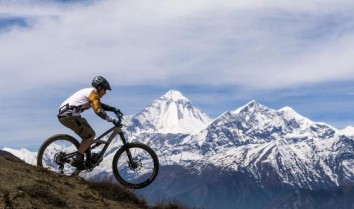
[129,160,142,171]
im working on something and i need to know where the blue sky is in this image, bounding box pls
[1,0,354,150]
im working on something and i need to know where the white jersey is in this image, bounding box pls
[58,87,114,122]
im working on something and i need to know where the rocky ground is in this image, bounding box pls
[0,151,148,209]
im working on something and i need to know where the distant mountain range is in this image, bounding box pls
[3,90,354,209]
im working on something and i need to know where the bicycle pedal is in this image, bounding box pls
[59,169,64,175]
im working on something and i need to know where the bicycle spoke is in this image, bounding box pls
[119,149,153,183]
[113,143,159,189]
[39,137,78,176]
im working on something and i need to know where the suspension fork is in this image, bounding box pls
[119,131,136,168]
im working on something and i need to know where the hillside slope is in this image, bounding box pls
[0,155,147,209]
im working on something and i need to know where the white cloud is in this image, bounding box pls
[1,0,354,93]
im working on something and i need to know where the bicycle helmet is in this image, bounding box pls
[92,76,112,90]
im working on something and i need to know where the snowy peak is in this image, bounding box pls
[231,100,277,129]
[340,126,354,136]
[232,100,267,115]
[279,106,311,122]
[132,90,211,134]
[161,90,189,102]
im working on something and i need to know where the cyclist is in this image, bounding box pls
[57,76,121,167]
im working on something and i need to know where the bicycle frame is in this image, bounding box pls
[89,126,128,162]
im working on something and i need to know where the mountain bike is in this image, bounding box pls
[37,113,159,189]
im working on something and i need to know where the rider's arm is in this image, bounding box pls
[88,91,114,122]
[101,103,116,112]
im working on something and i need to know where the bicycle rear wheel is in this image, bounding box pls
[112,143,159,189]
[37,134,80,176]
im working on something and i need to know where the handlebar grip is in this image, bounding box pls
[114,111,124,117]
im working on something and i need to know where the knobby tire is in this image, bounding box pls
[37,134,80,175]
[112,143,159,189]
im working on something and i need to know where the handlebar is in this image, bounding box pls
[114,111,124,127]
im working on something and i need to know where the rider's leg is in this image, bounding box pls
[77,118,95,158]
[71,136,94,166]
[75,118,95,162]
[78,137,94,155]
[59,116,96,166]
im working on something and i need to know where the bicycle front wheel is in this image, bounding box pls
[112,143,159,189]
[37,134,80,176]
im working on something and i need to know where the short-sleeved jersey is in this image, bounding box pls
[58,87,114,122]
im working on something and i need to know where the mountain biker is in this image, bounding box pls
[57,76,122,168]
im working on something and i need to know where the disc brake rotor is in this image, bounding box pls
[129,160,142,171]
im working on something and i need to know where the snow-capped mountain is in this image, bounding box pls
[135,100,354,209]
[151,100,354,189]
[130,90,211,134]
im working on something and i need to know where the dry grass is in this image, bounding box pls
[87,180,147,207]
